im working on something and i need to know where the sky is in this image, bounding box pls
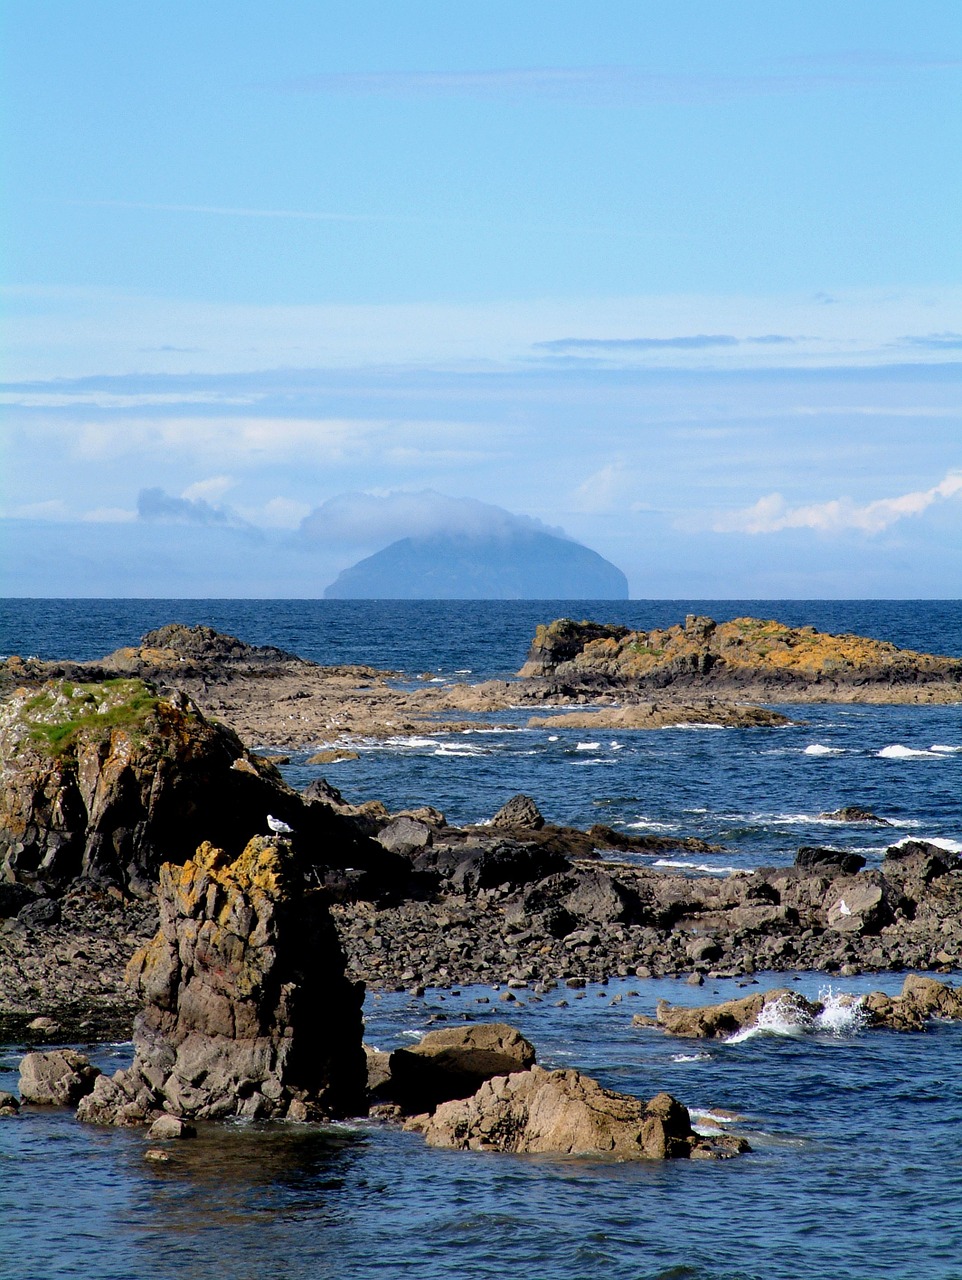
[2,0,961,597]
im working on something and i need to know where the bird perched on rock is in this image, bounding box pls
[267,814,293,836]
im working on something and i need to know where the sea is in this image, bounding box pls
[1,598,961,1280]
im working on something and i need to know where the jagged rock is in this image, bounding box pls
[16,897,61,929]
[824,879,892,933]
[18,1049,101,1106]
[490,795,545,830]
[863,975,962,1030]
[518,615,962,701]
[0,677,395,897]
[562,871,640,925]
[795,846,867,876]
[447,841,570,893]
[412,1066,748,1160]
[818,806,891,824]
[77,836,366,1127]
[376,816,434,856]
[650,988,818,1039]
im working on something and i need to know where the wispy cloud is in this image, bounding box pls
[270,56,962,104]
[296,490,564,551]
[136,485,261,536]
[901,332,962,351]
[536,333,797,353]
[713,469,962,535]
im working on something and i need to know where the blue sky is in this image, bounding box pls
[2,1,961,596]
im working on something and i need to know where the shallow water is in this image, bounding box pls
[3,973,962,1280]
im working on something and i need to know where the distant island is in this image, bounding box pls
[323,530,629,599]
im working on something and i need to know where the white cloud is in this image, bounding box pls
[182,475,235,502]
[297,489,565,551]
[713,469,962,535]
[81,506,136,523]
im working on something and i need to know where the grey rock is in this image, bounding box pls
[19,1049,101,1106]
[490,794,545,830]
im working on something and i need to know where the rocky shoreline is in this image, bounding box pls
[2,618,962,1049]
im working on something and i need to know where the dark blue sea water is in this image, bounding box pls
[2,600,962,1279]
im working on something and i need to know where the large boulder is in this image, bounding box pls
[490,795,545,831]
[824,878,893,934]
[77,835,366,1126]
[412,1066,747,1160]
[0,678,392,896]
[376,1023,536,1113]
[18,1049,100,1106]
[795,846,867,876]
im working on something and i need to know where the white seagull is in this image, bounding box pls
[267,814,293,836]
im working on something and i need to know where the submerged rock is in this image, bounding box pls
[77,836,366,1126]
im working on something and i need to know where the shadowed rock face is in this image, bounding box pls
[77,836,366,1125]
[0,677,393,897]
[519,615,962,701]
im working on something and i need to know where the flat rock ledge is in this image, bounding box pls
[76,835,366,1127]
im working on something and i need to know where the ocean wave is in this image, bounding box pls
[931,744,962,753]
[889,834,962,854]
[626,818,679,833]
[652,859,737,875]
[877,744,944,760]
[575,741,602,751]
[803,744,845,756]
[727,989,866,1043]
[433,745,489,758]
[672,1054,713,1065]
[660,722,725,731]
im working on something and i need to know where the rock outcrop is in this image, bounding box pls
[0,676,394,897]
[77,835,366,1126]
[519,615,962,702]
[411,1066,747,1160]
[645,975,962,1039]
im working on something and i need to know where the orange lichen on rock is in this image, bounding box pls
[519,614,962,702]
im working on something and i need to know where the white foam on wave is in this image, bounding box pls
[804,743,845,756]
[728,989,867,1044]
[576,741,602,751]
[571,758,617,767]
[433,744,488,758]
[660,722,725,731]
[727,994,814,1043]
[931,744,962,754]
[814,986,867,1036]
[380,735,440,750]
[877,743,943,759]
[889,834,962,854]
[672,1053,713,1064]
[610,741,624,750]
[626,818,678,833]
[652,859,737,875]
